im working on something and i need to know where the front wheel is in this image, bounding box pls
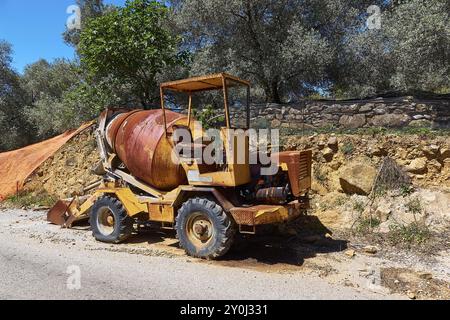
[90,196,134,244]
[176,198,236,259]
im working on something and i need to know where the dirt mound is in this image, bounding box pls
[282,133,450,235]
[0,122,94,201]
[23,127,101,199]
[283,133,450,189]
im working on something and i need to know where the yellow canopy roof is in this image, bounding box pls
[160,73,250,93]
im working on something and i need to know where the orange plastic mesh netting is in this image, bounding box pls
[0,122,95,201]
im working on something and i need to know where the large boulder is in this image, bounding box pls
[339,114,366,129]
[370,114,410,127]
[339,163,377,195]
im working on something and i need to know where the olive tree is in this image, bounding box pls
[172,0,334,103]
[385,0,450,92]
[0,41,35,151]
[339,0,450,97]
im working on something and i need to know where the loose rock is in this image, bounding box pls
[406,158,428,174]
[345,249,355,258]
[363,246,379,254]
[339,163,377,195]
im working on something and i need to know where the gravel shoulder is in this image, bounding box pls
[0,209,448,300]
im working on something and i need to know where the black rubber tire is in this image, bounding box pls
[90,196,134,244]
[176,198,236,260]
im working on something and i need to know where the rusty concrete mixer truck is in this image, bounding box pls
[48,73,312,259]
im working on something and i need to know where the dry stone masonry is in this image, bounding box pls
[236,96,450,130]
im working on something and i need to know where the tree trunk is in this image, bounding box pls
[265,81,282,104]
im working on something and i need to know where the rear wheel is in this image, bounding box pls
[176,198,236,259]
[90,196,134,244]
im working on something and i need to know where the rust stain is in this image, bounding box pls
[273,150,312,197]
[106,110,189,191]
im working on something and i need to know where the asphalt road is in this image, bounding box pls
[0,209,399,300]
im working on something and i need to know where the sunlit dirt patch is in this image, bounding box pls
[381,268,450,300]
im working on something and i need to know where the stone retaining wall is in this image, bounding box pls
[231,96,450,129]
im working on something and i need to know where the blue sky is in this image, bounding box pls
[0,0,126,73]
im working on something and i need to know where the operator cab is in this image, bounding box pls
[160,73,252,187]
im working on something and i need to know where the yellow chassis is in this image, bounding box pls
[60,183,308,230]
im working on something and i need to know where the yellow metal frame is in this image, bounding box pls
[94,187,147,217]
[67,183,305,229]
[160,73,251,132]
[176,127,251,187]
[159,73,254,189]
[67,187,148,224]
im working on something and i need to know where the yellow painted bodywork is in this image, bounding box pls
[61,73,310,233]
[69,187,148,221]
[253,205,299,225]
[148,203,175,223]
[229,202,304,226]
[70,185,303,228]
[178,127,251,187]
[95,187,147,217]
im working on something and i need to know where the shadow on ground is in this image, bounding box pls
[220,216,348,268]
[72,215,348,268]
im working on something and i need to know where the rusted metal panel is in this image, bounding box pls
[47,200,72,226]
[275,150,312,197]
[105,112,137,151]
[160,73,251,93]
[106,110,188,191]
[169,186,235,212]
[229,207,256,225]
[298,150,313,192]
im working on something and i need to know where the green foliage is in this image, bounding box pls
[397,127,434,136]
[341,141,355,155]
[0,40,36,151]
[63,0,110,49]
[338,0,450,96]
[21,59,96,138]
[388,222,431,246]
[385,0,450,92]
[193,105,225,129]
[280,126,450,139]
[353,200,366,214]
[22,59,80,103]
[405,197,423,215]
[359,127,388,136]
[26,80,125,137]
[355,216,381,234]
[313,165,328,186]
[400,185,414,197]
[6,191,57,208]
[79,0,187,107]
[174,0,334,103]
